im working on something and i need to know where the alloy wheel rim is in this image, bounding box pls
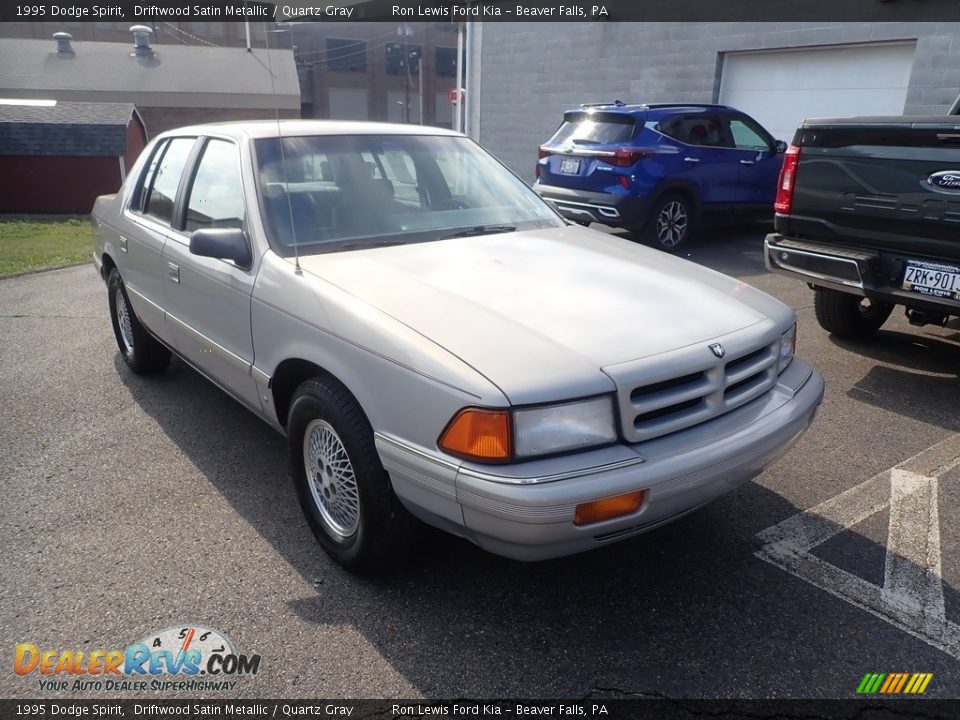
[302,419,361,539]
[116,288,135,354]
[656,201,688,247]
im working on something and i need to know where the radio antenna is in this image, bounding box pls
[263,20,300,273]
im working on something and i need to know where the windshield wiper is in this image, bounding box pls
[334,239,406,251]
[436,225,517,241]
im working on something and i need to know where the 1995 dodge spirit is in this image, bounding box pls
[92,121,824,573]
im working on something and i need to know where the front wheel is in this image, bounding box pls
[288,377,418,574]
[107,269,170,374]
[645,194,693,253]
[813,287,894,339]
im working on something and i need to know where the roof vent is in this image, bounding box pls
[129,25,154,56]
[53,32,74,55]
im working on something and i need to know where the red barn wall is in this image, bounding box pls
[0,156,122,215]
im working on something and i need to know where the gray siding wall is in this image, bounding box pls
[477,22,960,179]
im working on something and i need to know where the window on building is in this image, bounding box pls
[386,42,422,75]
[326,38,367,72]
[435,47,460,78]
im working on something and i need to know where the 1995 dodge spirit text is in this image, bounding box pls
[91,120,824,573]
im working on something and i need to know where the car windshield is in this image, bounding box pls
[255,133,562,255]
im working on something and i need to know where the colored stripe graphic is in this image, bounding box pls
[856,673,932,694]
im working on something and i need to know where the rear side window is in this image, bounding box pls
[548,112,638,146]
[144,138,195,225]
[184,140,246,232]
[658,114,728,147]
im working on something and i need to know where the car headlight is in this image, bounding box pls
[438,396,618,462]
[779,322,796,373]
[514,396,617,458]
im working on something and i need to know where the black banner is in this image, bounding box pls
[2,699,960,720]
[2,0,960,23]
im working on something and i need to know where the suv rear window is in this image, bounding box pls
[547,112,638,146]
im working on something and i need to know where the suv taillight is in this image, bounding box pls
[536,145,551,179]
[774,145,801,215]
[608,148,650,167]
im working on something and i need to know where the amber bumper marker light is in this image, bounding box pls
[439,408,511,461]
[574,490,646,526]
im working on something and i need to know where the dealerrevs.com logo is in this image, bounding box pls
[14,625,261,692]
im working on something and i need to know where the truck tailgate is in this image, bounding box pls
[780,119,960,260]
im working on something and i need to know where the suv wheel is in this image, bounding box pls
[647,194,693,252]
[814,287,894,339]
[107,269,171,374]
[288,377,419,574]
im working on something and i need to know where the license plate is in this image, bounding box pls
[901,259,960,299]
[559,157,581,175]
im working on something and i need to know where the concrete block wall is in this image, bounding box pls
[477,22,960,179]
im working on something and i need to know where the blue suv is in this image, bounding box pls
[534,102,786,251]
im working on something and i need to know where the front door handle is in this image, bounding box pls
[167,262,180,284]
[683,157,700,163]
[740,159,755,165]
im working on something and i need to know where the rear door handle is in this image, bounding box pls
[167,262,180,284]
[740,159,755,165]
[683,157,700,163]
[119,236,128,253]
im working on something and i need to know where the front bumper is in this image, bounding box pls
[534,183,651,228]
[380,359,824,562]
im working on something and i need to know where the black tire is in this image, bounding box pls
[107,269,171,374]
[814,287,894,339]
[288,377,419,574]
[644,193,694,252]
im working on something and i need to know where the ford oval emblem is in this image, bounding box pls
[709,343,725,359]
[927,170,960,193]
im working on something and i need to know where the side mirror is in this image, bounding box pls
[774,140,788,154]
[189,227,252,268]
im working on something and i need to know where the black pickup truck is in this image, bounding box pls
[764,114,960,339]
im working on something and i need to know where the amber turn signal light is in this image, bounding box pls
[439,408,511,461]
[574,490,647,526]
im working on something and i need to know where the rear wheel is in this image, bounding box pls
[646,193,693,252]
[288,377,419,574]
[814,287,894,339]
[107,269,170,374]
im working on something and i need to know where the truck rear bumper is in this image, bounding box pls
[765,233,960,315]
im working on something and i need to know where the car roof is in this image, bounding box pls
[566,102,737,120]
[152,119,465,142]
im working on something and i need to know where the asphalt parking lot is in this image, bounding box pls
[1,223,959,700]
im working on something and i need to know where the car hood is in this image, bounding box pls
[296,226,785,404]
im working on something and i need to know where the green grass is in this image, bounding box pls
[0,218,92,278]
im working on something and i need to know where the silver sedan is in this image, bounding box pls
[91,121,823,573]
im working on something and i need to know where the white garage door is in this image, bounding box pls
[719,43,916,144]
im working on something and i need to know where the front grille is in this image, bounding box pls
[609,334,779,444]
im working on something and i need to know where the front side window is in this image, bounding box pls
[184,139,245,232]
[144,137,195,225]
[255,134,561,256]
[728,117,771,151]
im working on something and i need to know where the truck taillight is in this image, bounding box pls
[774,145,801,214]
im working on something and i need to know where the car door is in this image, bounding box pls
[120,136,197,348]
[725,114,784,207]
[658,113,739,207]
[161,136,261,412]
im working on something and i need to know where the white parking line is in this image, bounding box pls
[756,434,960,660]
